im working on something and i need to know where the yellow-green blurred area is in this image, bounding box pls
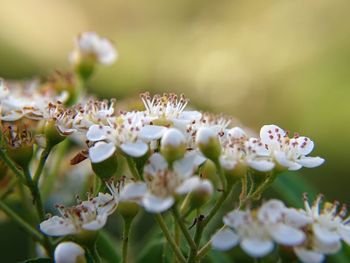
[1,0,350,260]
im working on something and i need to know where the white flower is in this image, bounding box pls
[287,194,350,262]
[138,152,212,213]
[40,194,116,236]
[69,32,117,66]
[0,80,67,122]
[219,127,275,172]
[54,242,86,263]
[86,111,149,162]
[138,93,202,139]
[212,199,305,258]
[260,124,324,170]
[161,128,186,147]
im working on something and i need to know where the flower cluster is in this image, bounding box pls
[0,32,334,263]
[212,195,350,263]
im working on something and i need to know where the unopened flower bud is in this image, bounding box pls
[160,128,186,164]
[54,242,86,263]
[196,127,221,161]
[189,180,213,209]
[228,127,247,140]
[44,120,66,148]
[199,159,217,183]
[7,143,33,169]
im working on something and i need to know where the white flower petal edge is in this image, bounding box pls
[89,141,116,163]
[142,193,175,213]
[294,247,325,263]
[120,142,148,157]
[211,228,239,251]
[240,238,274,258]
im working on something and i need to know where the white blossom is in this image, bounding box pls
[40,194,116,236]
[260,124,324,170]
[69,32,117,66]
[212,200,305,258]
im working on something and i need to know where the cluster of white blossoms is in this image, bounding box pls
[0,32,336,263]
[212,195,350,263]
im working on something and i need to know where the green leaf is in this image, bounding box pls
[136,237,169,263]
[272,172,318,207]
[19,258,51,263]
[97,230,121,263]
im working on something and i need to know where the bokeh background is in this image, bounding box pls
[1,0,350,261]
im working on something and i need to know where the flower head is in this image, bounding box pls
[69,32,117,66]
[40,194,116,237]
[260,124,324,170]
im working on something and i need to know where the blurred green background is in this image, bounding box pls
[1,0,350,261]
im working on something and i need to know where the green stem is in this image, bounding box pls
[33,148,51,184]
[24,168,45,221]
[90,244,102,263]
[155,214,186,263]
[172,206,197,251]
[196,241,211,261]
[250,173,277,200]
[125,156,141,180]
[0,148,26,182]
[0,199,44,243]
[122,220,131,263]
[0,177,17,199]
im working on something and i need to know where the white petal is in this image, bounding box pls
[293,136,314,155]
[40,216,76,236]
[86,125,112,141]
[260,124,285,145]
[93,193,117,215]
[120,142,148,157]
[142,194,174,213]
[54,242,85,263]
[175,177,201,195]
[294,247,325,263]
[0,111,24,121]
[173,154,197,178]
[274,151,301,170]
[138,125,167,141]
[161,128,185,147]
[89,142,116,163]
[179,111,202,122]
[228,127,247,139]
[144,153,168,175]
[247,160,275,172]
[220,156,237,171]
[313,223,341,245]
[211,228,239,251]
[120,182,147,202]
[258,199,285,224]
[269,223,305,246]
[223,210,248,229]
[82,214,108,231]
[338,225,350,245]
[240,238,274,258]
[284,208,311,228]
[298,156,325,168]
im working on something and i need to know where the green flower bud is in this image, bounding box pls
[160,128,186,164]
[7,143,33,169]
[200,159,217,182]
[118,201,140,222]
[44,120,66,148]
[196,127,221,162]
[188,181,213,209]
